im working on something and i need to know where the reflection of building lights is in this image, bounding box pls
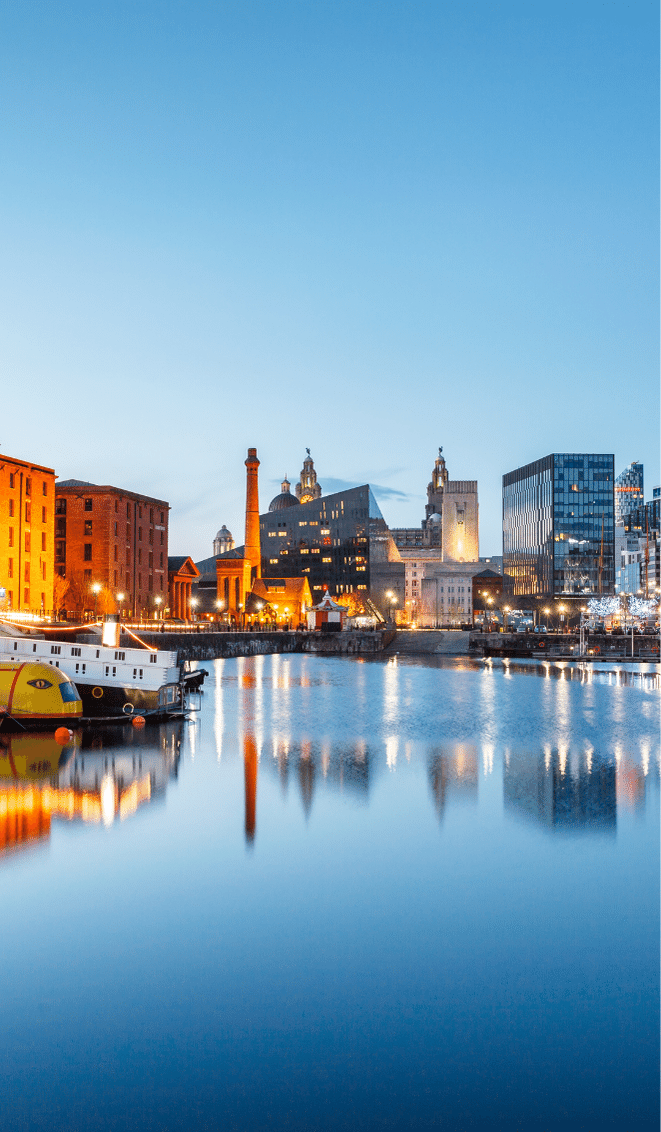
[100,775,116,826]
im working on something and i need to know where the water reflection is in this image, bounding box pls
[428,744,478,820]
[504,748,617,834]
[0,722,183,857]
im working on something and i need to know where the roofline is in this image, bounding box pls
[55,482,170,508]
[0,453,55,475]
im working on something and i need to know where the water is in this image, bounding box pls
[1,654,658,1131]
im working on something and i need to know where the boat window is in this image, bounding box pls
[139,669,143,679]
[33,644,37,652]
[58,680,80,703]
[13,642,17,651]
[150,655,157,663]
[71,647,81,657]
[105,666,109,676]
[114,651,125,661]
[50,645,61,655]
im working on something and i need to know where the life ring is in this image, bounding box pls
[122,702,134,715]
[594,646,600,654]
[538,640,546,648]
[92,686,104,699]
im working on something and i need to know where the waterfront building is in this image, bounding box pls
[55,480,169,617]
[259,483,403,609]
[269,476,300,512]
[502,454,615,598]
[295,450,322,504]
[392,448,479,561]
[168,556,200,619]
[213,526,234,556]
[614,461,644,525]
[0,452,56,616]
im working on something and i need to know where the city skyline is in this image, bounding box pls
[1,1,657,559]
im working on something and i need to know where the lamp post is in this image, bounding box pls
[92,582,101,621]
[558,603,566,633]
[384,590,394,625]
[116,592,125,620]
[190,596,198,623]
[215,599,224,628]
[154,595,162,621]
[503,606,510,634]
[543,607,551,633]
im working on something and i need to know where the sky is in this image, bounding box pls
[1,0,658,558]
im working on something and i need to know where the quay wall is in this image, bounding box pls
[470,631,659,661]
[122,629,394,663]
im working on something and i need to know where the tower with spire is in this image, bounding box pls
[296,449,322,504]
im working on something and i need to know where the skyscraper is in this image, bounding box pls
[614,461,644,525]
[502,454,614,597]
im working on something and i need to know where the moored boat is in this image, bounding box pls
[0,634,193,723]
[0,661,82,730]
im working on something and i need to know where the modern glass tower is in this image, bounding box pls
[614,461,644,525]
[503,454,614,597]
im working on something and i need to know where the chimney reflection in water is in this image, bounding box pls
[244,735,258,846]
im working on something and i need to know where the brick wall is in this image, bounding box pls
[0,454,55,614]
[55,484,169,617]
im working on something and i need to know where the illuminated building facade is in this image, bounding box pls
[502,454,615,597]
[168,556,200,619]
[0,452,55,616]
[614,461,644,525]
[392,448,479,561]
[295,450,322,504]
[55,480,169,617]
[260,483,402,603]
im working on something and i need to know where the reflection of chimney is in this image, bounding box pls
[244,735,258,845]
[245,448,261,581]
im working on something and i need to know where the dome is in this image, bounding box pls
[428,512,441,524]
[269,476,301,513]
[216,525,232,540]
[269,491,300,512]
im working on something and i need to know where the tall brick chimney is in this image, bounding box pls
[244,447,261,580]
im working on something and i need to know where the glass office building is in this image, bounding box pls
[614,461,644,525]
[503,454,614,597]
[260,484,401,600]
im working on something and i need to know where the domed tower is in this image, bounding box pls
[213,525,235,557]
[296,449,322,504]
[269,476,300,513]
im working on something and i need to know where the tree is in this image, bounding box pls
[53,573,70,614]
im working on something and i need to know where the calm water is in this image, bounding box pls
[1,655,658,1131]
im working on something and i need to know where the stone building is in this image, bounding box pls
[391,448,479,562]
[0,451,56,616]
[213,526,234,556]
[295,450,322,504]
[54,480,169,617]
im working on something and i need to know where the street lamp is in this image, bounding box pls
[503,606,511,634]
[154,596,162,621]
[91,582,102,620]
[190,597,198,622]
[116,592,125,620]
[558,603,566,633]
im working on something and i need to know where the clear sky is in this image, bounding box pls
[1,0,657,558]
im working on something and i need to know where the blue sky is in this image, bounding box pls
[1,0,657,557]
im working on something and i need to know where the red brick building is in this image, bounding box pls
[55,480,169,618]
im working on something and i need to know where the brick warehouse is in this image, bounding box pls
[55,480,169,618]
[0,452,56,615]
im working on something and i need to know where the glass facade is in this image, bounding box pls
[614,461,644,525]
[260,485,399,600]
[503,454,614,596]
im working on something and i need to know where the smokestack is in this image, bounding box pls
[244,447,261,580]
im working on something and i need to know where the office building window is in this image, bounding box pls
[84,498,93,511]
[84,544,92,561]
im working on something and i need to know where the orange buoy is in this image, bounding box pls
[54,727,74,745]
[132,715,146,728]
